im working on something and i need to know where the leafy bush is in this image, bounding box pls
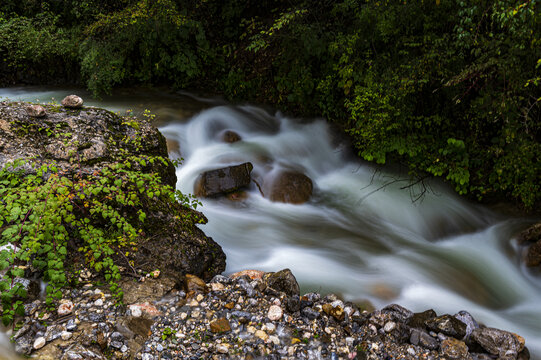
[0,13,76,75]
[0,151,200,325]
[80,0,215,96]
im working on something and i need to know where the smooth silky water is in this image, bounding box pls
[1,87,540,358]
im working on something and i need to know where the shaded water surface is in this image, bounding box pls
[2,87,540,358]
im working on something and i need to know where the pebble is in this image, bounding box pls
[267,305,283,321]
[12,269,528,360]
[26,105,46,117]
[384,321,396,333]
[61,95,84,108]
[216,344,229,353]
[255,330,269,341]
[58,300,74,316]
[33,337,46,350]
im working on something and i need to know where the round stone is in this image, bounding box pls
[58,301,74,316]
[217,344,230,353]
[255,330,269,341]
[61,95,84,108]
[60,331,72,341]
[268,305,283,321]
[33,337,46,350]
[26,105,46,118]
[384,321,397,333]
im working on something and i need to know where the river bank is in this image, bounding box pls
[11,269,530,360]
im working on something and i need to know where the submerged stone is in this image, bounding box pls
[194,162,253,197]
[267,171,313,204]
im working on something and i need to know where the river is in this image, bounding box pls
[1,86,540,358]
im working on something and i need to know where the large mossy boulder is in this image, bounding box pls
[0,100,225,282]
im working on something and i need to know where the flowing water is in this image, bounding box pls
[1,87,540,358]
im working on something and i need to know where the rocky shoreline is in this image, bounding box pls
[9,268,529,360]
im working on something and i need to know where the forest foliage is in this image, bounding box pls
[0,0,540,209]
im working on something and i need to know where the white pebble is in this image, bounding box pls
[60,331,72,341]
[267,305,283,321]
[94,299,104,307]
[216,344,229,353]
[129,305,142,317]
[384,321,396,333]
[57,301,74,316]
[33,337,46,350]
[268,335,280,345]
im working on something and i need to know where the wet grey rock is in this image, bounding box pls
[141,353,154,360]
[110,341,123,349]
[455,310,479,341]
[408,309,437,329]
[15,333,34,355]
[61,95,84,108]
[12,324,31,340]
[301,307,320,320]
[237,278,256,297]
[425,314,467,339]
[382,304,413,323]
[211,274,232,284]
[287,295,301,312]
[66,319,77,331]
[88,313,106,322]
[472,327,521,359]
[194,162,253,197]
[410,328,438,350]
[61,343,106,360]
[45,324,64,342]
[264,269,300,297]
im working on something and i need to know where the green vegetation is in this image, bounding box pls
[0,149,200,325]
[0,0,540,208]
[0,105,202,324]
